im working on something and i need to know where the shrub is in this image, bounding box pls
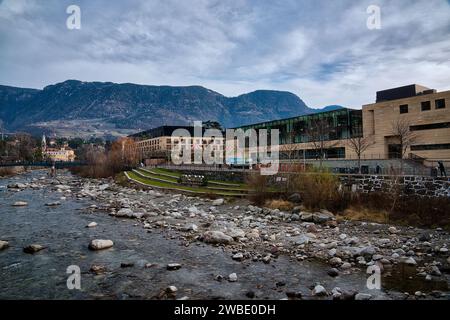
[246,173,271,206]
[0,167,16,177]
[290,167,341,211]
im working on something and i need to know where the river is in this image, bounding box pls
[0,170,448,300]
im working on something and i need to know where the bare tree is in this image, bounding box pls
[282,130,300,163]
[304,118,338,168]
[346,135,374,172]
[391,118,417,173]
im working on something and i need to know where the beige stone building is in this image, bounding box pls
[43,147,76,162]
[362,84,450,161]
[131,126,224,164]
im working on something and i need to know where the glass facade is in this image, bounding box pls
[236,108,363,146]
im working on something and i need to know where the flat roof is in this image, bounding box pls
[375,84,434,103]
[232,107,360,129]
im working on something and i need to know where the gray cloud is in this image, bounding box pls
[0,0,449,109]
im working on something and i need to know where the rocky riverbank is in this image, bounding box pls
[1,170,449,300]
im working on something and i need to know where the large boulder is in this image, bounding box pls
[312,285,328,296]
[212,198,225,206]
[300,212,314,222]
[288,193,302,204]
[312,210,335,224]
[223,227,245,239]
[203,231,233,245]
[115,208,144,219]
[23,244,46,254]
[89,239,114,250]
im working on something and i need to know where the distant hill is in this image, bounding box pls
[0,80,328,137]
[315,105,344,113]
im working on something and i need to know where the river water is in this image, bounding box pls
[0,171,447,300]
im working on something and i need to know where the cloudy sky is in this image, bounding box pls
[1,0,449,109]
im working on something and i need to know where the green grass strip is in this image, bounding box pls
[126,171,247,197]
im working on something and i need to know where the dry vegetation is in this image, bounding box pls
[248,167,450,229]
[290,167,341,210]
[71,137,139,178]
[245,173,271,206]
[264,199,294,211]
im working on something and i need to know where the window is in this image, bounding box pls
[435,99,446,109]
[421,101,431,111]
[411,143,450,151]
[399,104,408,114]
[410,122,450,131]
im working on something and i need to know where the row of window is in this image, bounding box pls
[399,99,446,114]
[410,122,450,131]
[411,143,450,151]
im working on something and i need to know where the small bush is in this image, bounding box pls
[0,167,16,177]
[246,173,271,205]
[290,167,341,211]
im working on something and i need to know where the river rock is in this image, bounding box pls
[12,201,28,207]
[341,262,352,269]
[23,244,46,254]
[360,246,377,258]
[90,265,107,274]
[429,266,442,276]
[404,257,417,265]
[89,239,114,250]
[388,226,399,234]
[292,206,303,214]
[232,253,244,261]
[0,240,9,250]
[224,227,245,239]
[212,198,225,206]
[167,263,182,270]
[292,235,311,245]
[228,273,238,282]
[288,193,302,204]
[45,201,61,207]
[312,211,334,224]
[181,223,198,232]
[121,262,134,268]
[203,231,233,245]
[300,212,313,222]
[329,257,343,267]
[418,233,431,242]
[312,285,328,296]
[355,293,372,300]
[327,268,339,277]
[8,183,22,189]
[166,286,178,293]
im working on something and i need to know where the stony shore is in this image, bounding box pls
[2,171,450,300]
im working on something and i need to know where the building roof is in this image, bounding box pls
[375,84,436,103]
[232,107,360,130]
[130,125,224,140]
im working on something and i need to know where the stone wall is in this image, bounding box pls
[339,175,450,198]
[166,167,450,198]
[175,169,247,183]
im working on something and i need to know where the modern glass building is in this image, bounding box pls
[234,108,363,160]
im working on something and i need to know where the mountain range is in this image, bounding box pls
[0,80,342,138]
